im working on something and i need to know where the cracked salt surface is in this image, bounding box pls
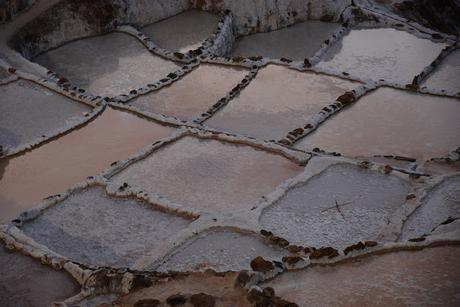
[231,20,341,61]
[295,87,460,161]
[0,80,90,149]
[315,28,448,83]
[260,163,410,249]
[265,246,460,306]
[20,186,191,268]
[0,108,174,223]
[0,247,79,307]
[156,230,287,272]
[111,136,302,213]
[142,9,220,53]
[129,64,248,121]
[400,176,460,241]
[206,65,358,140]
[421,49,460,93]
[34,32,181,97]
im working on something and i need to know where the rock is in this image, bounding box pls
[235,270,250,288]
[262,287,275,298]
[336,91,355,105]
[250,256,274,272]
[190,293,215,307]
[282,256,303,265]
[364,241,378,248]
[134,299,161,307]
[309,247,339,259]
[270,236,289,247]
[343,242,365,255]
[287,245,303,253]
[166,294,187,306]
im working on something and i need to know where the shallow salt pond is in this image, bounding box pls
[156,230,286,272]
[295,87,460,161]
[19,186,191,268]
[260,163,410,249]
[206,65,358,140]
[231,21,341,61]
[0,80,90,149]
[34,32,181,97]
[129,64,248,121]
[0,108,174,223]
[400,175,460,241]
[142,9,220,53]
[111,136,302,213]
[315,28,447,83]
[0,247,80,307]
[421,49,460,93]
[265,247,460,306]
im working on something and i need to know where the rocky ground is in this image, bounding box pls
[0,0,459,306]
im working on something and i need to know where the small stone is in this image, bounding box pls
[406,194,416,201]
[250,256,274,272]
[270,236,289,247]
[287,245,302,253]
[247,288,265,303]
[235,270,250,288]
[263,287,275,298]
[383,165,393,174]
[260,229,273,237]
[134,299,161,307]
[303,58,312,67]
[309,247,339,259]
[280,58,292,63]
[7,67,16,74]
[190,293,215,307]
[336,92,355,105]
[282,255,303,265]
[408,237,426,242]
[166,294,187,306]
[364,241,378,248]
[343,242,365,255]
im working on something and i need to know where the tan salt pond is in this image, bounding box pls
[266,247,460,306]
[111,136,302,213]
[129,64,248,121]
[0,108,174,222]
[206,65,358,140]
[295,87,460,161]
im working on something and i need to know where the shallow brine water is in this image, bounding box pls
[111,136,302,213]
[206,65,358,140]
[0,108,174,222]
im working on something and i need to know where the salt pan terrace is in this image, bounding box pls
[0,0,459,306]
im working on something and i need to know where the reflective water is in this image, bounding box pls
[266,247,460,306]
[0,108,174,223]
[206,65,358,140]
[0,80,90,148]
[316,28,447,83]
[260,163,409,249]
[142,9,220,52]
[111,136,302,213]
[130,64,247,120]
[34,32,181,97]
[231,21,341,60]
[21,186,191,267]
[295,88,460,161]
